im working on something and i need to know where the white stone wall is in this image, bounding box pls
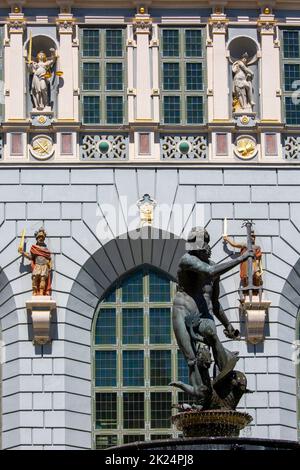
[0,166,299,448]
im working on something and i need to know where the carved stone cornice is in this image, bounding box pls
[132,14,153,36]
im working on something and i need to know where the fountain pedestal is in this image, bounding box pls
[172,410,252,438]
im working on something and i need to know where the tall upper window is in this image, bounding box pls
[80,28,126,125]
[92,267,189,449]
[282,30,300,125]
[160,28,205,125]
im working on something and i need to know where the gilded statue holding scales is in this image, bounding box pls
[27,33,62,111]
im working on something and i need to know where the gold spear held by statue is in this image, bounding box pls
[28,31,32,64]
[18,229,26,254]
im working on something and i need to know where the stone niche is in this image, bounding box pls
[227,35,259,126]
[24,33,60,123]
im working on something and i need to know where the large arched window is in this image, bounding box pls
[92,267,189,449]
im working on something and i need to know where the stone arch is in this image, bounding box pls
[62,227,233,447]
[277,257,300,437]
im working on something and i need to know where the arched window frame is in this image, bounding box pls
[91,265,190,449]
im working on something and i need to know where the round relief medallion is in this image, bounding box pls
[234,135,257,160]
[30,135,54,160]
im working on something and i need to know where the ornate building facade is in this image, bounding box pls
[0,0,300,449]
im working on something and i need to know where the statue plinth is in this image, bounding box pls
[240,295,271,345]
[31,109,54,127]
[26,296,56,345]
[233,111,256,127]
[172,410,253,438]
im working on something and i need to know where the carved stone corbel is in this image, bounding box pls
[26,296,56,345]
[240,296,271,345]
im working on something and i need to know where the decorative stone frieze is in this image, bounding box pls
[283,135,300,160]
[80,134,128,161]
[160,135,208,160]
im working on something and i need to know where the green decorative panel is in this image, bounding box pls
[80,134,128,160]
[160,135,208,160]
[283,135,300,159]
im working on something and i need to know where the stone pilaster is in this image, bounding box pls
[132,14,153,122]
[258,14,281,123]
[56,14,77,121]
[209,14,229,122]
[5,13,26,121]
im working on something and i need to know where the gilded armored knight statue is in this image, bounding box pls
[170,227,253,409]
[18,227,52,296]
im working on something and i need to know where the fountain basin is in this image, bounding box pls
[172,410,253,438]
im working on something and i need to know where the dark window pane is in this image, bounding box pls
[106,63,123,91]
[187,96,203,124]
[284,63,300,91]
[122,270,143,302]
[163,63,180,90]
[150,392,172,428]
[106,29,123,57]
[149,271,171,302]
[150,308,171,344]
[122,308,144,344]
[186,63,203,91]
[123,351,144,386]
[95,435,118,449]
[83,63,100,91]
[95,351,117,386]
[283,31,300,59]
[95,308,116,344]
[163,96,181,124]
[150,350,171,386]
[106,96,123,124]
[83,29,100,57]
[285,96,300,125]
[177,350,189,383]
[162,30,179,57]
[123,393,144,429]
[95,393,117,429]
[185,29,202,57]
[102,288,116,303]
[123,435,145,444]
[83,96,100,124]
[151,434,172,440]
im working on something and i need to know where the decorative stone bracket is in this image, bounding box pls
[26,296,56,345]
[240,296,271,345]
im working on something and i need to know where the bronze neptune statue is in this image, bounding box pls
[171,227,253,411]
